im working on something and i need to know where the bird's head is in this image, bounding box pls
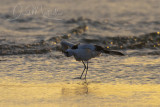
[64,49,73,57]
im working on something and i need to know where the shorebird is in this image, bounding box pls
[61,41,124,79]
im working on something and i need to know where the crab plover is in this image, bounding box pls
[61,41,124,79]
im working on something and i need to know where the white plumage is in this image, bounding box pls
[61,40,124,79]
[64,48,101,61]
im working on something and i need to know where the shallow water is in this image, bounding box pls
[0,0,160,106]
[0,82,160,107]
[0,53,160,106]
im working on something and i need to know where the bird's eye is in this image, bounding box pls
[64,51,70,57]
[65,51,68,54]
[64,51,69,55]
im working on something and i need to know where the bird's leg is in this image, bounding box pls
[80,61,86,79]
[84,61,88,79]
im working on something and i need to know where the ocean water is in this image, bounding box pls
[0,0,160,106]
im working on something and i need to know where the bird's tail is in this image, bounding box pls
[103,49,125,56]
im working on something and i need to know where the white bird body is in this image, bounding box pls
[60,41,124,79]
[67,48,101,61]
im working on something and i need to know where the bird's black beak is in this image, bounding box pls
[64,51,69,57]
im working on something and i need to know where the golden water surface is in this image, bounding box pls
[0,54,160,107]
[0,81,160,107]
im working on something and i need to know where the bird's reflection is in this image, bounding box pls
[61,80,89,96]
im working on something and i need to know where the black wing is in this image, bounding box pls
[94,45,124,56]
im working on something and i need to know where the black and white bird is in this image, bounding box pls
[61,41,124,79]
